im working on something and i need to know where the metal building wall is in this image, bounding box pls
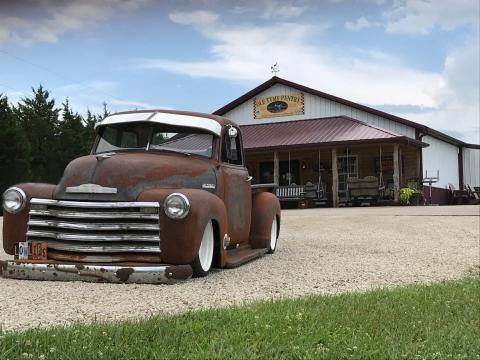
[422,135,459,189]
[224,83,416,138]
[463,147,480,187]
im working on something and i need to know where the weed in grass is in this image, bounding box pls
[467,264,480,277]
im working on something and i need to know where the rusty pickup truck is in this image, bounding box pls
[1,110,281,284]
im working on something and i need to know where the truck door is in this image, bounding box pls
[220,127,252,245]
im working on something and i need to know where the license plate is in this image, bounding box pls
[15,241,48,260]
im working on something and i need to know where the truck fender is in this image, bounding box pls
[2,183,56,254]
[137,188,228,267]
[249,191,281,249]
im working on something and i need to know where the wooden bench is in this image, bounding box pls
[347,176,380,205]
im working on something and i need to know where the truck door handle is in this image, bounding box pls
[246,176,253,182]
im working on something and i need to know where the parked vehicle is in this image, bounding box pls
[1,110,281,284]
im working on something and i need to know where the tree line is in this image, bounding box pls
[0,86,109,193]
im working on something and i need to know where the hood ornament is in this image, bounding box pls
[96,152,115,160]
[66,183,117,194]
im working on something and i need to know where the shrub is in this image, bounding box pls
[400,187,415,205]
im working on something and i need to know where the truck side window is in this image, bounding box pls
[222,132,243,165]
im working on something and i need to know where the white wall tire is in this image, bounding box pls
[192,221,215,277]
[267,217,278,254]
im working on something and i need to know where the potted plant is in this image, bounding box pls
[400,187,414,205]
[400,187,423,205]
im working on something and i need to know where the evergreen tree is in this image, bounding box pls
[0,94,31,192]
[100,101,110,120]
[81,109,98,154]
[57,99,86,170]
[14,85,61,183]
[81,103,109,154]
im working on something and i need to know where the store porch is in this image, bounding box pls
[245,143,422,208]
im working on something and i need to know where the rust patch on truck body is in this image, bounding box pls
[47,251,162,264]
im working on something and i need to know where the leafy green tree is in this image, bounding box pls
[57,99,86,170]
[14,85,61,183]
[0,94,31,192]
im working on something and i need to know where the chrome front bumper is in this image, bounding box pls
[0,260,192,284]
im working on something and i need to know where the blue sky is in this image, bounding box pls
[0,0,478,143]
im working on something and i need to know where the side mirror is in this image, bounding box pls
[228,127,238,139]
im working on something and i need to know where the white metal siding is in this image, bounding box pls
[422,135,459,189]
[224,83,416,138]
[463,147,480,187]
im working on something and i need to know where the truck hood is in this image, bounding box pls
[54,152,218,201]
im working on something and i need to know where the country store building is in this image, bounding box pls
[213,77,480,207]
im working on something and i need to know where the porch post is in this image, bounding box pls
[393,144,400,203]
[416,148,422,189]
[332,148,339,208]
[274,151,279,186]
[399,147,403,187]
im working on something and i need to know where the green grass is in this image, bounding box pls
[1,278,479,360]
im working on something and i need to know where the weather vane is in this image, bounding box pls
[270,62,279,75]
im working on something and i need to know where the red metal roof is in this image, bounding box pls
[240,116,426,151]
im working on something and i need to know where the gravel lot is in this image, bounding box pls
[1,205,479,332]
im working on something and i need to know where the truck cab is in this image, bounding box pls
[1,110,281,283]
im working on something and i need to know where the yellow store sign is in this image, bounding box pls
[254,93,304,119]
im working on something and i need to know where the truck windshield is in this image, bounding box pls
[95,123,214,158]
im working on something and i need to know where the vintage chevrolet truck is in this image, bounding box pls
[1,110,281,284]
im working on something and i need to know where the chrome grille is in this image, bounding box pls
[26,198,161,255]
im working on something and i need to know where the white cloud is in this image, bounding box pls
[110,99,170,109]
[330,0,386,4]
[0,0,149,45]
[231,5,255,15]
[384,0,479,35]
[169,10,219,27]
[394,44,480,143]
[345,16,372,31]
[0,89,25,106]
[138,8,479,142]
[261,1,307,20]
[138,18,441,107]
[229,1,307,20]
[53,81,170,114]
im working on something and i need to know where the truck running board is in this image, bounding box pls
[224,246,268,268]
[0,260,192,284]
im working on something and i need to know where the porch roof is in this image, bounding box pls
[240,116,427,151]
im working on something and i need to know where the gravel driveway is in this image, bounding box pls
[1,205,479,332]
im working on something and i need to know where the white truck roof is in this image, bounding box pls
[95,111,223,136]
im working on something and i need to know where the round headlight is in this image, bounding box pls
[3,187,27,214]
[164,193,190,220]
